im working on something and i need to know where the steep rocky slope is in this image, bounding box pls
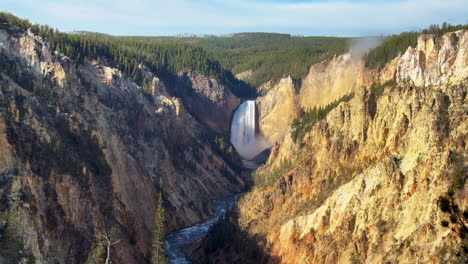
[195,30,467,263]
[257,77,298,144]
[0,25,247,263]
[173,71,241,134]
[257,52,368,146]
[299,53,364,110]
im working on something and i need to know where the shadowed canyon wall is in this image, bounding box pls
[0,25,248,263]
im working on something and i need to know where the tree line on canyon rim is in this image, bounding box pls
[0,12,256,98]
[364,22,468,69]
[1,11,467,263]
[1,12,466,96]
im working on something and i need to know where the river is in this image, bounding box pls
[164,100,264,263]
[164,194,238,264]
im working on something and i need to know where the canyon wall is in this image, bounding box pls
[257,52,369,146]
[0,26,247,263]
[174,71,241,134]
[198,30,468,264]
[257,77,297,144]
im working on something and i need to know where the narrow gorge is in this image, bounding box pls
[191,29,468,264]
[0,11,467,264]
[164,99,265,263]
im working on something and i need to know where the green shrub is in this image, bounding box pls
[291,93,354,144]
[449,151,465,189]
[0,214,35,264]
[253,158,293,188]
[376,219,387,233]
[370,80,396,98]
[438,190,468,262]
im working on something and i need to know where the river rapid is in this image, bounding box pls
[164,195,238,264]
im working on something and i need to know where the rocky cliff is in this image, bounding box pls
[173,71,241,134]
[0,25,247,263]
[299,53,364,110]
[397,30,468,87]
[195,30,467,263]
[257,77,298,144]
[257,52,368,146]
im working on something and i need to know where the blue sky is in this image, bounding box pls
[1,0,467,36]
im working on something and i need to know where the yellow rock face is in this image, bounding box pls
[257,76,297,144]
[236,30,468,264]
[257,54,366,145]
[300,53,362,110]
[40,62,67,87]
[397,30,468,87]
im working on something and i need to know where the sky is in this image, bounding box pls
[1,0,467,37]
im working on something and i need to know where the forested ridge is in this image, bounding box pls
[119,33,349,88]
[0,12,349,93]
[0,12,257,97]
[2,12,467,95]
[364,22,468,69]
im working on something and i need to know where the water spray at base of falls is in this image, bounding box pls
[230,100,271,165]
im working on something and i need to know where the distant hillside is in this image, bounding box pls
[0,12,349,92]
[119,33,349,89]
[0,12,257,98]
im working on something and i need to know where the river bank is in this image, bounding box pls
[164,194,238,264]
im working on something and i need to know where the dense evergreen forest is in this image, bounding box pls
[364,22,468,69]
[119,33,349,88]
[0,12,256,97]
[0,12,348,95]
[2,12,467,94]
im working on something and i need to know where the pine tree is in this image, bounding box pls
[151,193,166,264]
[86,229,121,264]
[85,242,105,264]
[438,190,468,262]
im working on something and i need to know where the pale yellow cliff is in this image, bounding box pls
[397,30,468,87]
[299,53,363,110]
[257,76,297,144]
[236,30,467,264]
[257,53,365,145]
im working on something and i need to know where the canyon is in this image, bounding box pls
[0,24,248,263]
[0,14,467,264]
[191,29,468,264]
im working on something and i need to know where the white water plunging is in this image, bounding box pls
[231,100,256,146]
[230,100,270,161]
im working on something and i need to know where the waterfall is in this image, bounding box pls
[230,100,270,162]
[231,100,256,146]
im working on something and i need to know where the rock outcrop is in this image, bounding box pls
[257,53,366,145]
[0,26,247,263]
[257,76,297,144]
[235,69,253,81]
[198,30,467,264]
[174,71,241,134]
[299,53,364,110]
[397,30,468,87]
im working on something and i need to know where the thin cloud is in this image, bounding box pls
[1,0,467,36]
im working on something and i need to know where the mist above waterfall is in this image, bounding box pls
[349,36,384,60]
[230,100,271,161]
